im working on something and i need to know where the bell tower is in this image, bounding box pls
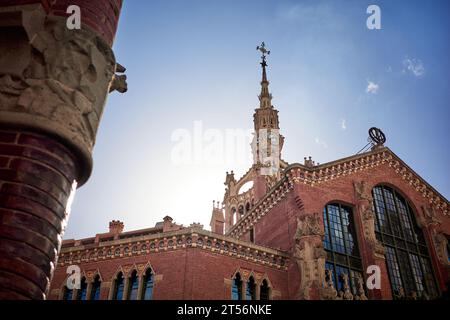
[252,43,285,198]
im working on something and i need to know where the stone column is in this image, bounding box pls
[293,213,327,300]
[0,1,125,299]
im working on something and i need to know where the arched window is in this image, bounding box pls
[260,279,270,300]
[238,205,244,217]
[245,276,256,300]
[62,285,73,300]
[76,277,87,300]
[231,273,242,300]
[231,207,237,225]
[112,272,124,300]
[323,203,363,295]
[372,185,438,299]
[90,275,101,300]
[127,270,139,300]
[141,269,154,300]
[245,202,251,213]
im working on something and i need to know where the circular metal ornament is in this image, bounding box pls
[369,127,386,145]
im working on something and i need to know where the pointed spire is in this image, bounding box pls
[256,42,272,108]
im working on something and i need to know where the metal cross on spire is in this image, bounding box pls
[257,41,270,58]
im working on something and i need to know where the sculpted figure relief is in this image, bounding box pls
[295,213,324,238]
[294,213,326,299]
[354,181,372,202]
[434,232,449,265]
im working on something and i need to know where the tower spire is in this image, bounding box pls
[256,42,272,108]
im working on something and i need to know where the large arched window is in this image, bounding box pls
[90,275,101,300]
[372,185,438,298]
[76,277,87,300]
[127,270,139,300]
[260,279,270,300]
[231,273,242,300]
[323,203,363,295]
[141,269,154,300]
[245,276,256,300]
[112,272,125,300]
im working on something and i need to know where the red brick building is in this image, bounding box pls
[48,48,450,300]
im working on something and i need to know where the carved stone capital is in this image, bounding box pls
[0,5,125,185]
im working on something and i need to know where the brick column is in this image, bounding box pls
[0,0,125,299]
[0,129,77,299]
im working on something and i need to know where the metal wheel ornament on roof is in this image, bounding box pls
[369,127,386,145]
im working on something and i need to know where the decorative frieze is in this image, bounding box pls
[58,228,289,270]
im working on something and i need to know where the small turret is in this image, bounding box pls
[210,200,225,234]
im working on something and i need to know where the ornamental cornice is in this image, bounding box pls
[58,228,289,271]
[227,147,449,240]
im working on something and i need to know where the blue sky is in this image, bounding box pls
[64,0,450,239]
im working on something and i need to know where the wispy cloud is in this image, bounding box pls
[402,57,425,77]
[315,137,328,149]
[366,80,379,94]
[340,119,347,130]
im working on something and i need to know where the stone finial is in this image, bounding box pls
[189,222,204,230]
[109,220,124,234]
[304,156,316,168]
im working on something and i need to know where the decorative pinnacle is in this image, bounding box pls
[256,42,272,107]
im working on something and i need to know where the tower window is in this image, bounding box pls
[250,228,255,243]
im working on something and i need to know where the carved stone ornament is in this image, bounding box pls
[295,213,324,239]
[354,274,368,300]
[293,213,326,299]
[362,207,378,245]
[433,232,449,265]
[339,273,354,300]
[354,180,373,202]
[418,205,442,228]
[0,5,126,185]
[319,269,337,300]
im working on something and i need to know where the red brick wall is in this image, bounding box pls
[50,248,289,300]
[0,128,78,299]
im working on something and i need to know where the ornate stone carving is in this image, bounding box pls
[354,181,373,202]
[354,274,368,300]
[339,273,354,300]
[0,5,126,185]
[319,269,337,300]
[361,207,377,245]
[295,213,324,238]
[294,213,326,299]
[433,232,449,265]
[418,205,442,228]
